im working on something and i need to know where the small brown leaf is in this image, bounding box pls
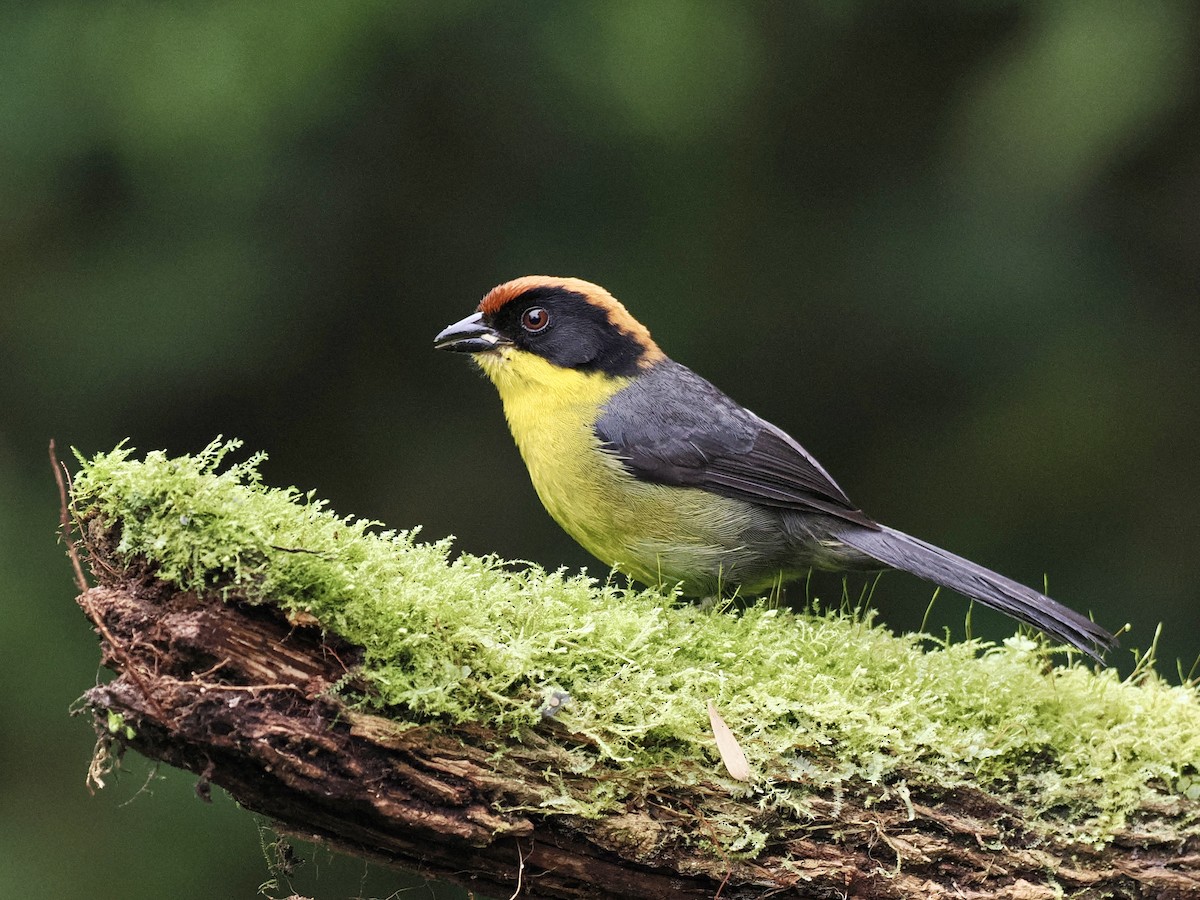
[707,699,750,782]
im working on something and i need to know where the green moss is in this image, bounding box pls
[105,710,136,741]
[72,439,1200,847]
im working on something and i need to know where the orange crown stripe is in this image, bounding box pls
[478,276,664,365]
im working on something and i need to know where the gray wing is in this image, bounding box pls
[594,361,877,528]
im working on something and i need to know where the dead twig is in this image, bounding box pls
[50,438,88,591]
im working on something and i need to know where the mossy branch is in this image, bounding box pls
[67,441,1200,899]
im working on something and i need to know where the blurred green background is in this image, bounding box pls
[4,2,1198,897]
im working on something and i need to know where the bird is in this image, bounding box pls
[434,275,1116,663]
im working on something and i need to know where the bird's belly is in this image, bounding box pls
[519,426,793,595]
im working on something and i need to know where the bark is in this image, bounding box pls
[76,564,1199,899]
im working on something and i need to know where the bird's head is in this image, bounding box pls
[434,277,664,388]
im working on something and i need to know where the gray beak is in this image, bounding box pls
[434,312,511,353]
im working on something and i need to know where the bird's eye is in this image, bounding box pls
[521,306,550,333]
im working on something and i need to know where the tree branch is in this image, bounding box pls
[77,565,1200,899]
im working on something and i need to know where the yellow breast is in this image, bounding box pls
[477,348,630,553]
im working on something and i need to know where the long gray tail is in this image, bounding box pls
[835,524,1116,663]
